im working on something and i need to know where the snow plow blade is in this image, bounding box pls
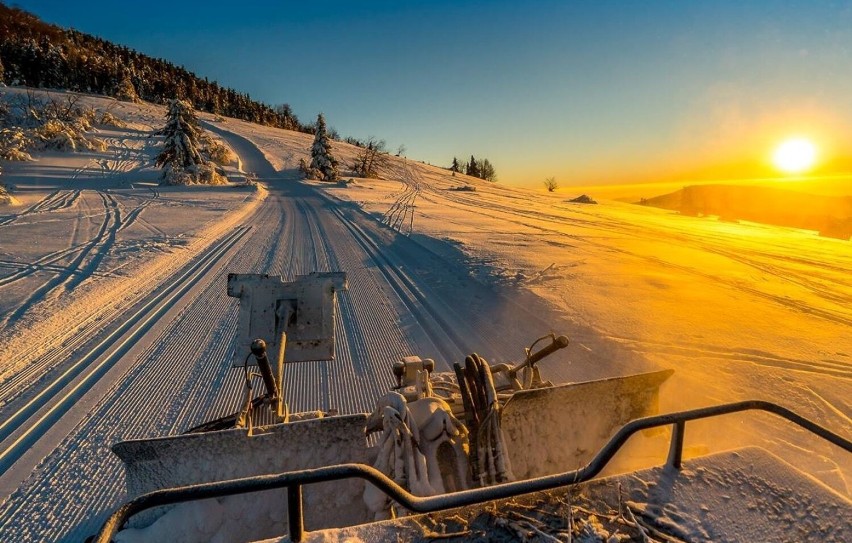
[502,369,674,479]
[111,414,371,533]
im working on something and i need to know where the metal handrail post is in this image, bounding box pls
[287,484,304,542]
[667,420,685,469]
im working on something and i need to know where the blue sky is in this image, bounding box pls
[14,1,852,188]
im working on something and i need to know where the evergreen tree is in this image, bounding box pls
[0,4,312,132]
[450,157,460,174]
[308,113,339,181]
[115,72,139,102]
[466,154,480,178]
[156,98,204,179]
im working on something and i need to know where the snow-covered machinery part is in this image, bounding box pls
[226,271,348,427]
[111,272,366,539]
[365,333,673,507]
[106,272,677,541]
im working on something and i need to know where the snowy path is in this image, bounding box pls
[0,91,847,541]
[0,126,588,542]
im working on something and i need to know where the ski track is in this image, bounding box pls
[1,116,847,542]
[0,125,577,542]
[0,189,82,227]
[380,161,420,235]
[0,225,251,461]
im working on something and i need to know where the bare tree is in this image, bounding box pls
[352,137,390,178]
[544,176,558,192]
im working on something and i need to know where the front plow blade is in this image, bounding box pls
[502,369,674,479]
[112,414,370,533]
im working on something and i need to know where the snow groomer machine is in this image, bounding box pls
[94,271,852,543]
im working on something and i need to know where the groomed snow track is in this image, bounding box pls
[0,127,589,542]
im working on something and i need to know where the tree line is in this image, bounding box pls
[450,155,497,182]
[0,3,308,133]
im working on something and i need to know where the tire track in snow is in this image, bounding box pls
[0,190,130,329]
[0,198,293,541]
[422,175,852,312]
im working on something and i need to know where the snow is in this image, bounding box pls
[303,158,851,495]
[0,87,848,542]
[292,447,851,543]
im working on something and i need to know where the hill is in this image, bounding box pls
[638,184,852,239]
[0,2,307,133]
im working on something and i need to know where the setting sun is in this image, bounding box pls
[772,138,817,174]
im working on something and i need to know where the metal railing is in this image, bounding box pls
[93,400,852,543]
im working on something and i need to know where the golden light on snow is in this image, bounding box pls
[772,138,817,174]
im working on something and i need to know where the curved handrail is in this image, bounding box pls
[93,400,851,543]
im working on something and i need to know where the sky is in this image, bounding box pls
[12,0,852,191]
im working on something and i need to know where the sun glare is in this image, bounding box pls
[772,138,817,174]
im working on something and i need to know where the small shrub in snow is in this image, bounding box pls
[0,92,105,155]
[298,157,317,179]
[544,176,558,192]
[351,137,389,179]
[205,139,235,166]
[160,163,227,186]
[35,119,106,152]
[99,111,127,128]
[240,173,259,188]
[0,128,33,160]
[195,164,227,185]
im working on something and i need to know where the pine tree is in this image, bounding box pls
[308,113,339,181]
[466,155,479,178]
[450,157,460,174]
[156,99,205,182]
[116,72,139,103]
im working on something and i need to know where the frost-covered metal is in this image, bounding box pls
[108,269,679,542]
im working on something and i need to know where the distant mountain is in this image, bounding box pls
[0,3,308,133]
[638,184,852,240]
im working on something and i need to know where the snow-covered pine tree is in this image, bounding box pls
[308,113,338,181]
[115,72,139,103]
[156,98,206,184]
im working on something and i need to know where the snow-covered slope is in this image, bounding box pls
[0,88,848,542]
[304,152,850,495]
